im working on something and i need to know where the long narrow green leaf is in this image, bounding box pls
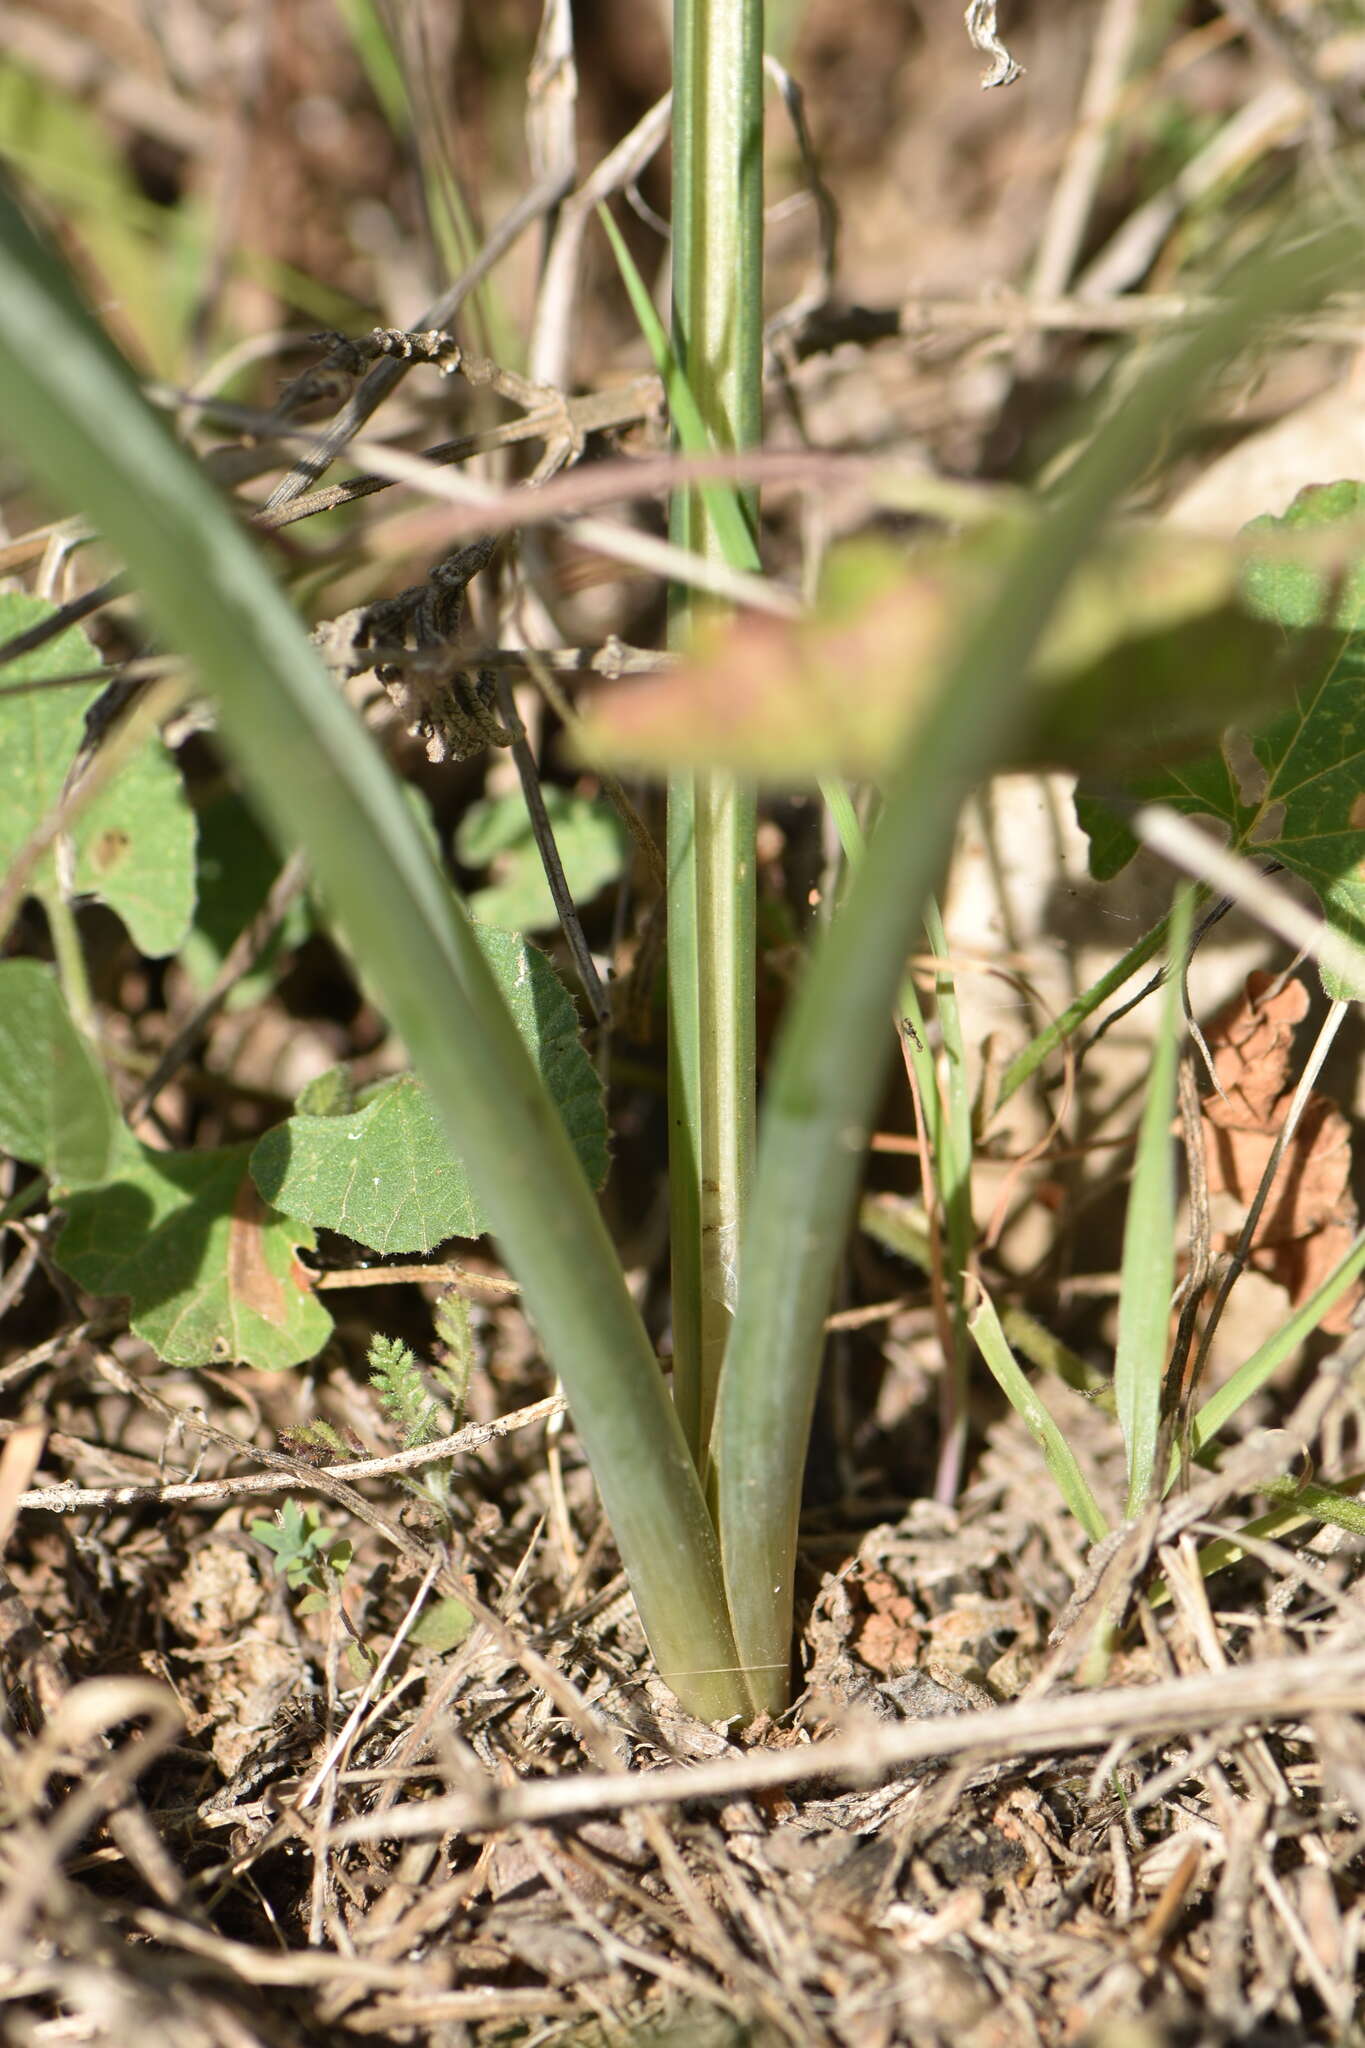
[0,178,751,1723]
[711,219,1359,1714]
[923,896,974,1490]
[1159,1468,1365,1599]
[598,204,757,574]
[970,1291,1108,1542]
[1115,886,1192,1516]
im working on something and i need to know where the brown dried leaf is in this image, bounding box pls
[1200,972,1360,1333]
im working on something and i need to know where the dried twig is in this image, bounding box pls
[329,1640,1365,1843]
[14,1393,566,1516]
[262,166,574,512]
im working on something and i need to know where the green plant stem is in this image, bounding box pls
[41,885,96,1040]
[0,181,753,1724]
[710,223,1358,1715]
[667,0,763,1466]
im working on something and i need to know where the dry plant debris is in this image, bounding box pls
[1199,972,1363,1335]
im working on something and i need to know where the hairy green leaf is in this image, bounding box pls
[0,959,121,1188]
[251,929,608,1254]
[408,1596,473,1651]
[56,1141,331,1368]
[0,592,196,955]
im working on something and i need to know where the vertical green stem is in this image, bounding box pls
[41,886,96,1040]
[668,0,763,1466]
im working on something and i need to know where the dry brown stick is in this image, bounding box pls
[329,1640,1365,1845]
[15,1393,566,1515]
[252,378,661,531]
[1028,0,1144,315]
[262,165,574,513]
[128,1909,453,1990]
[339,442,972,554]
[893,289,1365,344]
[314,1258,519,1292]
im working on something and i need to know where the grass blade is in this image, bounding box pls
[994,911,1170,1111]
[970,1288,1109,1543]
[1115,886,1192,1517]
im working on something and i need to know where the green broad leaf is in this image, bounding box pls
[71,729,198,956]
[0,592,196,956]
[56,1141,332,1369]
[1240,480,1365,629]
[455,788,628,932]
[580,524,1335,784]
[179,792,309,1007]
[250,929,608,1254]
[254,1074,484,1254]
[408,1595,473,1652]
[0,959,122,1188]
[251,1499,314,1565]
[1076,483,1365,999]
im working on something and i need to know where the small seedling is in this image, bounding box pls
[252,1498,354,1610]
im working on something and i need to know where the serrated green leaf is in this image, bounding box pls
[408,1595,473,1652]
[0,592,196,955]
[456,787,628,932]
[250,928,607,1254]
[0,959,122,1188]
[1077,500,1365,996]
[56,1140,332,1369]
